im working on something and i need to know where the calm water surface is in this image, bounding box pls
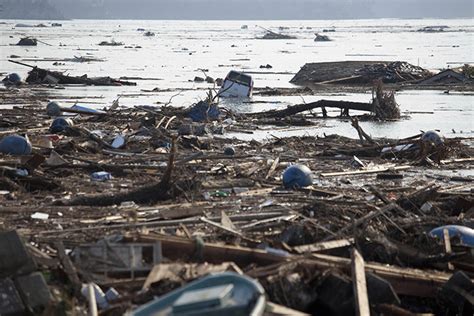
[0,19,472,139]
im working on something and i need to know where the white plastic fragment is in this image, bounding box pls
[31,212,49,220]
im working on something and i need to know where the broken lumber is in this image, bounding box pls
[306,254,457,297]
[351,249,370,316]
[132,233,466,298]
[321,165,411,177]
[293,238,354,254]
[200,216,260,243]
[131,233,288,267]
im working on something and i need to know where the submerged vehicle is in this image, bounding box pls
[218,71,253,98]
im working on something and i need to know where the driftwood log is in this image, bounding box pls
[249,99,374,118]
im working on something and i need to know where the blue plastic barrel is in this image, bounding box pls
[282,164,313,188]
[2,73,21,84]
[421,130,443,146]
[0,135,32,155]
[224,146,235,156]
[50,117,74,133]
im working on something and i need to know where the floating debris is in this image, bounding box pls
[258,26,296,39]
[98,39,124,46]
[291,61,432,85]
[16,37,37,46]
[314,33,331,41]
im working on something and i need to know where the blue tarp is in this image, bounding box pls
[188,101,220,122]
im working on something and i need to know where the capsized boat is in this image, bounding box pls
[129,272,266,316]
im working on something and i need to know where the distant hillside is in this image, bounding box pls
[50,0,474,20]
[1,0,472,20]
[0,0,65,20]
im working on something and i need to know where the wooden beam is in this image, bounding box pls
[321,165,411,177]
[309,254,453,297]
[130,233,465,298]
[265,156,280,180]
[443,228,454,270]
[351,249,370,316]
[200,216,259,243]
[293,238,354,254]
[132,233,286,267]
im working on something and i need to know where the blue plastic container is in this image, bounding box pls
[224,146,235,156]
[0,135,32,155]
[421,130,443,146]
[50,117,74,133]
[91,171,112,182]
[46,101,62,116]
[282,164,313,189]
[2,73,21,85]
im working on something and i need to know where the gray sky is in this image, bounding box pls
[2,0,473,20]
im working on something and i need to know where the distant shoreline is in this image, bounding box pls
[1,17,472,21]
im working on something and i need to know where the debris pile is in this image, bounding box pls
[371,80,400,119]
[98,39,124,46]
[9,60,136,86]
[290,61,433,85]
[314,33,331,41]
[258,26,296,40]
[0,83,472,315]
[355,61,431,83]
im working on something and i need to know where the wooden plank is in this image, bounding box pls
[309,254,453,297]
[321,165,411,177]
[443,228,454,270]
[265,156,280,179]
[293,238,354,254]
[200,216,259,243]
[241,215,297,231]
[443,229,452,253]
[35,211,287,236]
[133,233,287,267]
[179,223,192,239]
[440,157,474,164]
[351,249,370,316]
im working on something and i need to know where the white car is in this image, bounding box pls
[218,71,253,98]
